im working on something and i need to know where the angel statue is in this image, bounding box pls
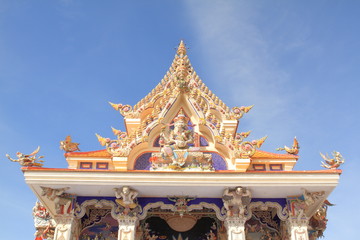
[114,186,140,216]
[60,135,80,152]
[222,186,252,217]
[114,186,138,208]
[6,146,44,167]
[320,151,344,169]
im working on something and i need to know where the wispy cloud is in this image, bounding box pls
[184,1,303,146]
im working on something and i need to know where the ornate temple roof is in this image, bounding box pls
[58,41,305,173]
[12,42,342,232]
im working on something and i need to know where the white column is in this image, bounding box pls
[224,217,246,240]
[287,217,309,240]
[117,216,138,240]
[54,215,78,240]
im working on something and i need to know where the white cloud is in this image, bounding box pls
[183,1,299,145]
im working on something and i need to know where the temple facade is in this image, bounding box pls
[11,41,342,240]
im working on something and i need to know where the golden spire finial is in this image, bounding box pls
[177,40,187,55]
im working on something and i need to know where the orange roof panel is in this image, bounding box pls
[251,150,299,159]
[65,149,111,158]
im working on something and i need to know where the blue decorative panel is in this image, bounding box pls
[200,136,209,146]
[153,136,160,147]
[209,152,227,170]
[134,152,152,170]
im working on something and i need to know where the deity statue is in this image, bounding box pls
[34,224,54,240]
[168,196,196,217]
[223,187,252,217]
[150,109,214,171]
[160,110,194,166]
[33,201,55,240]
[33,201,51,224]
[6,146,44,167]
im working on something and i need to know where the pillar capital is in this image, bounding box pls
[286,216,310,240]
[53,214,79,240]
[224,216,246,240]
[117,216,138,240]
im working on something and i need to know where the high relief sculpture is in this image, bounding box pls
[41,187,73,214]
[150,110,214,171]
[33,201,55,240]
[114,186,140,216]
[223,186,252,217]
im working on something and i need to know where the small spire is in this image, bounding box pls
[177,40,187,55]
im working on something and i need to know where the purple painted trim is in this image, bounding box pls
[96,162,109,169]
[79,162,93,169]
[200,136,209,146]
[134,152,152,170]
[269,164,283,171]
[252,164,266,171]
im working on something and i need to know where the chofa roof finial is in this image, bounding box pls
[177,40,187,56]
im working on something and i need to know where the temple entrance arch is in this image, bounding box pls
[137,198,226,240]
[75,199,119,240]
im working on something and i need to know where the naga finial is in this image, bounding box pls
[177,40,187,55]
[320,151,344,169]
[231,105,254,120]
[60,136,80,152]
[276,137,300,155]
[6,146,44,167]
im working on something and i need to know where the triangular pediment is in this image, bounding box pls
[81,41,299,172]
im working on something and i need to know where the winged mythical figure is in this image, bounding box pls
[60,135,80,152]
[320,151,344,169]
[276,137,300,155]
[6,146,44,167]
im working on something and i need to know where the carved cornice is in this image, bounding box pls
[248,201,288,221]
[74,199,118,220]
[138,201,225,221]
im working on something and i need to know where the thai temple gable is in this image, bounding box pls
[65,41,299,173]
[8,41,343,240]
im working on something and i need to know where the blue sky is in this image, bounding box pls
[0,0,359,239]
